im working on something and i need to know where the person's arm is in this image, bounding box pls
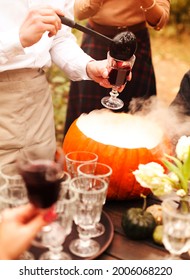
[140,0,170,30]
[50,1,108,82]
[0,29,25,64]
[0,204,55,260]
[74,0,104,20]
[0,6,63,65]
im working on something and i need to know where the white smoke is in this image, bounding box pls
[76,96,190,151]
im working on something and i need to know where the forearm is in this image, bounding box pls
[140,0,170,30]
[74,0,104,20]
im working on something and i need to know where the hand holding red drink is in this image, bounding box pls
[101,31,137,110]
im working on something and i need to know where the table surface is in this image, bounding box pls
[98,197,170,260]
[30,195,189,260]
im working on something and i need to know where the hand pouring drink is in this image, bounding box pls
[59,16,137,110]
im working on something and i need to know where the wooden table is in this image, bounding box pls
[99,197,170,260]
[30,195,189,260]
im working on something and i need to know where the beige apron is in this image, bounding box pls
[0,69,56,165]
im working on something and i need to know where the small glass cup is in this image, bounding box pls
[65,151,98,178]
[0,174,33,260]
[77,162,112,237]
[162,196,190,258]
[0,163,28,207]
[39,185,77,260]
[31,171,71,249]
[69,175,108,258]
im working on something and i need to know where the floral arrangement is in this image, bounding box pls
[133,135,190,198]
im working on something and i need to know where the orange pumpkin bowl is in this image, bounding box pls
[63,109,171,200]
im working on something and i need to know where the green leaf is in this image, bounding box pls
[182,147,190,180]
[162,158,187,190]
[163,153,183,170]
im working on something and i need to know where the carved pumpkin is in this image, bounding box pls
[63,109,171,200]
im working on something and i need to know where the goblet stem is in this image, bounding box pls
[45,245,64,260]
[101,88,124,110]
[69,226,100,258]
[110,87,119,99]
[39,222,71,260]
[78,225,95,241]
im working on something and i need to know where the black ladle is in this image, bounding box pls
[59,16,113,46]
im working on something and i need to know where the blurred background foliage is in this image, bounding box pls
[170,0,190,31]
[48,1,190,144]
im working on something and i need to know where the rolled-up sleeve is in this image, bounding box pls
[153,0,171,30]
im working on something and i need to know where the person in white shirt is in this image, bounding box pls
[0,1,111,165]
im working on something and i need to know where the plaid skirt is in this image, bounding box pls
[64,23,156,135]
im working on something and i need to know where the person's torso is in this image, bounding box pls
[90,0,145,26]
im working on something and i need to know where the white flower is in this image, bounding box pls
[175,135,190,162]
[176,189,186,198]
[134,162,165,176]
[133,163,177,196]
[133,162,164,189]
[133,135,190,198]
[168,172,179,184]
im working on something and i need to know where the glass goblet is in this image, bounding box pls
[39,185,77,260]
[16,146,64,209]
[69,176,108,258]
[0,162,29,208]
[101,51,135,110]
[65,151,98,178]
[77,162,112,237]
[0,174,33,260]
[32,171,71,249]
[16,146,65,250]
[162,196,190,259]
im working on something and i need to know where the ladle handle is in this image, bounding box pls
[58,16,113,45]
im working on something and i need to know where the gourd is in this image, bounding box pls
[146,204,162,225]
[153,225,163,245]
[121,207,156,240]
[63,109,171,200]
[121,195,156,240]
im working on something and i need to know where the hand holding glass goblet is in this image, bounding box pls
[101,52,135,110]
[101,31,137,110]
[16,147,65,250]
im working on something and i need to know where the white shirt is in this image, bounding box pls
[0,0,92,80]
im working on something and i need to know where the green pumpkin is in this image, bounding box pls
[121,207,156,240]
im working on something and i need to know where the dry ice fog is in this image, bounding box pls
[77,96,190,152]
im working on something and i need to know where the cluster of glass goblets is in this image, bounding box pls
[38,150,112,259]
[0,149,112,259]
[65,151,112,258]
[15,146,75,260]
